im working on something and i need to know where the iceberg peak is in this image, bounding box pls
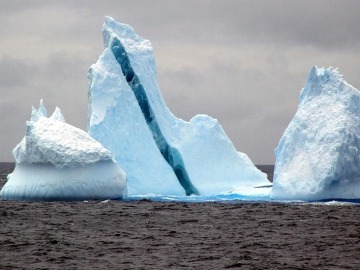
[31,99,48,122]
[299,66,355,106]
[38,99,48,117]
[272,66,360,201]
[50,107,66,123]
[102,16,152,55]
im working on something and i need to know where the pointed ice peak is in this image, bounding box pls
[307,66,348,87]
[102,16,152,54]
[31,106,37,118]
[314,66,343,82]
[104,16,130,30]
[50,107,66,123]
[308,65,319,78]
[31,99,48,122]
[38,99,48,117]
[30,100,66,123]
[103,16,137,40]
[299,66,356,106]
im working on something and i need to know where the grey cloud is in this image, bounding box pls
[44,53,88,82]
[167,68,204,86]
[159,69,205,121]
[0,100,30,161]
[81,0,360,50]
[1,1,360,163]
[0,57,37,88]
[0,1,47,14]
[218,0,360,49]
[3,1,360,50]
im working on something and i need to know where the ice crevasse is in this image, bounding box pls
[88,16,270,196]
[0,100,127,201]
[271,66,360,201]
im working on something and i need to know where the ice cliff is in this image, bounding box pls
[0,100,127,201]
[271,67,360,201]
[88,16,270,196]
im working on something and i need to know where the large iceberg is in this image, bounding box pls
[1,100,127,201]
[88,16,270,196]
[271,67,360,201]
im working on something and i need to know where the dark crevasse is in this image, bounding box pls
[110,37,199,196]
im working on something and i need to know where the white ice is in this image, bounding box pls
[1,100,127,201]
[88,16,270,196]
[271,67,360,201]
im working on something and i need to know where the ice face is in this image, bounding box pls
[271,67,360,201]
[1,101,127,201]
[2,161,126,201]
[88,48,185,196]
[107,36,199,195]
[88,16,270,196]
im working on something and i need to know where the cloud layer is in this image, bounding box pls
[1,0,360,163]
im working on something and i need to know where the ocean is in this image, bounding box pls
[1,163,360,269]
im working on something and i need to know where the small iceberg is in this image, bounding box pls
[271,67,360,201]
[0,100,127,201]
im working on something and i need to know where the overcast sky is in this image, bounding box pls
[1,0,360,163]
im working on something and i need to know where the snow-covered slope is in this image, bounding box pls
[271,67,360,201]
[1,100,127,201]
[88,16,270,196]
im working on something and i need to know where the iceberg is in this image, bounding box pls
[88,16,270,196]
[271,67,360,201]
[1,100,127,201]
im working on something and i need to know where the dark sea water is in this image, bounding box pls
[1,162,360,269]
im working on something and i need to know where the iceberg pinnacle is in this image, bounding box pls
[1,100,127,201]
[88,16,270,196]
[271,66,360,201]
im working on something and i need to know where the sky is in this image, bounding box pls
[1,0,360,164]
